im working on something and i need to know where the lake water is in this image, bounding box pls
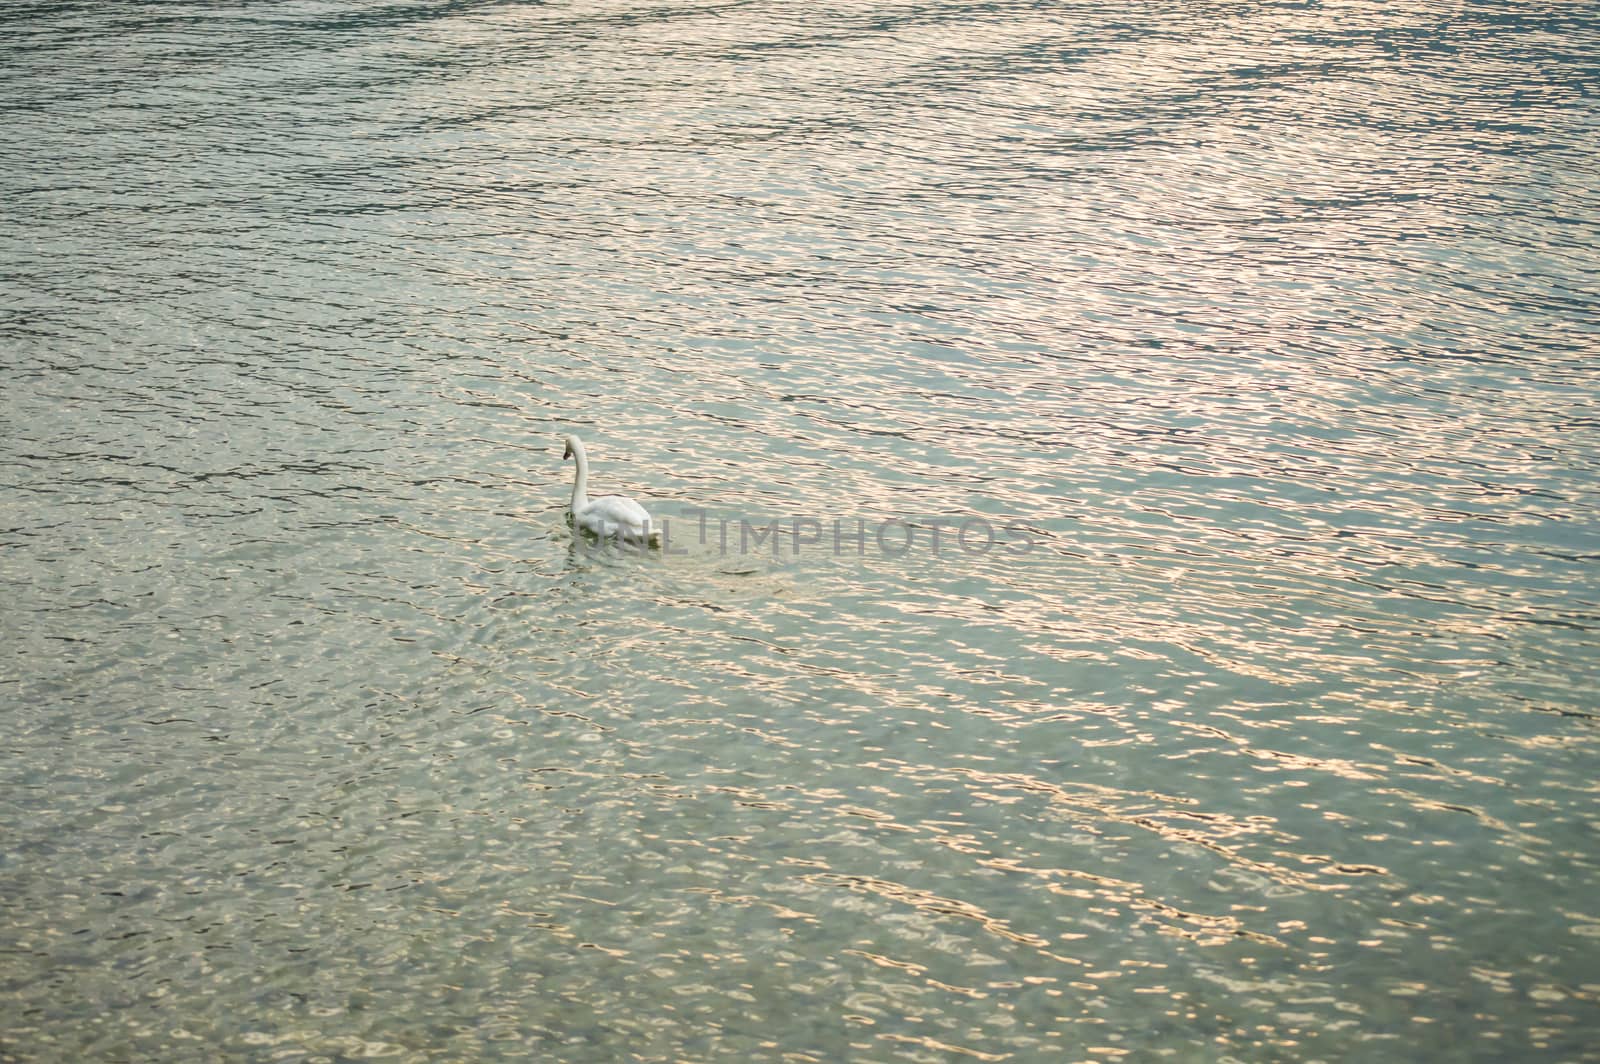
[3,0,1598,1060]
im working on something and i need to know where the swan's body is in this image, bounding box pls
[563,434,657,544]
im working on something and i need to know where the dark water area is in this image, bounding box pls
[3,0,1599,1060]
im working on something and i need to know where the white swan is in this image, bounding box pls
[562,434,657,544]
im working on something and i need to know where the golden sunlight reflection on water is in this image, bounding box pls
[3,0,1599,1060]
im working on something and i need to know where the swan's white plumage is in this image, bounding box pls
[563,434,656,543]
[575,493,653,540]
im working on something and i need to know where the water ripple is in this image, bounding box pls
[4,0,1599,1060]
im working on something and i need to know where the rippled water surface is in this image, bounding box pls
[4,0,1600,1060]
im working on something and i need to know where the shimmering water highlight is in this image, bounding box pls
[3,0,1599,1060]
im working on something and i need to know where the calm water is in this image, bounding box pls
[3,0,1599,1060]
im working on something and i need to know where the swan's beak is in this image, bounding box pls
[562,442,572,460]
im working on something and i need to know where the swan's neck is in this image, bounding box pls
[569,441,590,512]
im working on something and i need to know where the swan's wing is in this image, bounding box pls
[580,494,653,536]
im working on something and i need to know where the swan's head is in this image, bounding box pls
[562,434,581,461]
